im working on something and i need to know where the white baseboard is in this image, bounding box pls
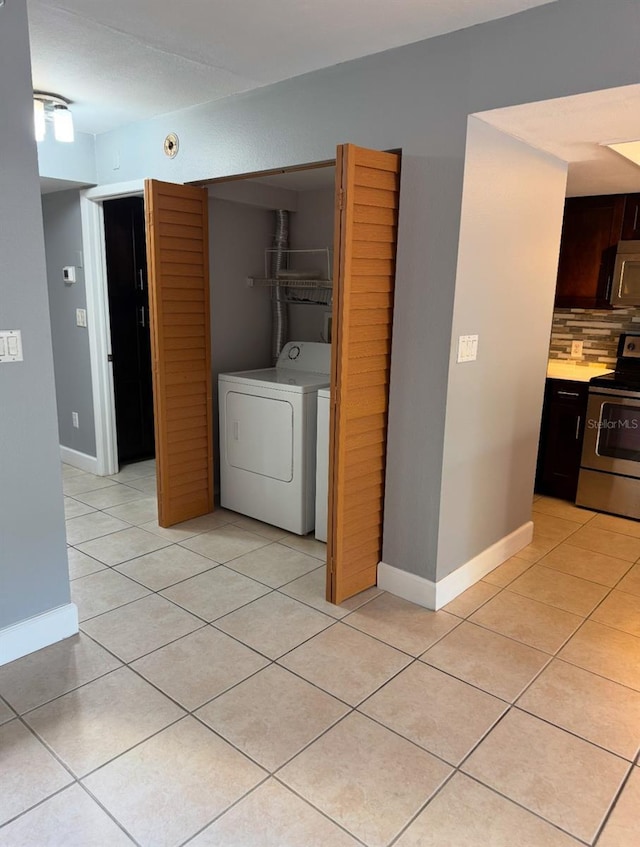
[377,562,437,609]
[60,446,99,475]
[0,603,79,666]
[378,520,534,610]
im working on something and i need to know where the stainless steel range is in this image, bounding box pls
[577,333,640,519]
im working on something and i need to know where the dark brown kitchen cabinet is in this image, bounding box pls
[621,193,640,240]
[536,378,589,501]
[554,195,625,309]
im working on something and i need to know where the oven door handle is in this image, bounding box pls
[589,386,640,400]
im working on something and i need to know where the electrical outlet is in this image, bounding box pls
[72,412,79,428]
[571,340,583,358]
[76,308,87,328]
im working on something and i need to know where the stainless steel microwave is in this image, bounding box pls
[610,240,640,306]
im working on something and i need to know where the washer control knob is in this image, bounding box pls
[288,345,301,360]
[628,342,636,351]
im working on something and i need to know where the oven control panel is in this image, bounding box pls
[618,333,640,359]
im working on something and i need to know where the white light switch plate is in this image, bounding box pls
[0,330,23,362]
[76,308,87,328]
[457,334,478,363]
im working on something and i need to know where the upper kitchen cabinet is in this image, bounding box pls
[555,194,625,309]
[621,193,640,240]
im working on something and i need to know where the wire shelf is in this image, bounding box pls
[247,247,332,289]
[247,277,332,289]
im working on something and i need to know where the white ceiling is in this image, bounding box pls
[39,175,90,193]
[478,86,640,196]
[27,0,556,135]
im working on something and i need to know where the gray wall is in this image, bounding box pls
[208,180,298,211]
[209,197,273,489]
[437,119,568,578]
[88,0,640,585]
[37,129,96,185]
[288,186,334,342]
[42,190,97,457]
[0,0,70,629]
[209,197,274,377]
[292,187,335,250]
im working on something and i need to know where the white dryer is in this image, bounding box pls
[219,342,331,535]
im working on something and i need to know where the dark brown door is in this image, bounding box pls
[103,197,155,464]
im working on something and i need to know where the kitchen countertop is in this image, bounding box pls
[546,361,613,382]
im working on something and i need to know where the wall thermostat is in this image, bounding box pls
[63,266,77,283]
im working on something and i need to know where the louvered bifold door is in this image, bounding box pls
[327,145,401,604]
[144,180,214,527]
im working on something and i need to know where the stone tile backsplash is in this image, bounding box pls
[549,308,640,365]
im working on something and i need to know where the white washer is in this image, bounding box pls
[219,342,331,535]
[315,387,330,542]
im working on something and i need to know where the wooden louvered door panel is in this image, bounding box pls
[327,145,401,604]
[144,180,213,527]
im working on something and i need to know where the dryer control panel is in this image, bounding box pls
[276,341,331,375]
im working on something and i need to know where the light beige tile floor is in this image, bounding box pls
[1,479,639,846]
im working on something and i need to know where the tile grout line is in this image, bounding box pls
[459,516,640,650]
[13,587,472,840]
[75,566,368,714]
[385,768,459,847]
[68,492,329,567]
[174,772,274,847]
[0,715,142,846]
[451,771,593,847]
[64,492,640,725]
[56,494,640,704]
[270,776,371,847]
[590,760,638,847]
[75,779,145,847]
[14,480,640,843]
[509,699,639,764]
[57,468,345,843]
[26,642,371,846]
[383,704,591,847]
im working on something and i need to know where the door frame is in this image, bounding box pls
[80,179,145,475]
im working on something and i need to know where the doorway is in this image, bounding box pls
[201,146,401,603]
[103,197,155,465]
[82,146,400,603]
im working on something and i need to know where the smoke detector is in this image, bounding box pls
[164,133,179,158]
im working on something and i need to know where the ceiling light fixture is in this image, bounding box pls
[33,92,75,143]
[34,98,45,142]
[605,140,640,167]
